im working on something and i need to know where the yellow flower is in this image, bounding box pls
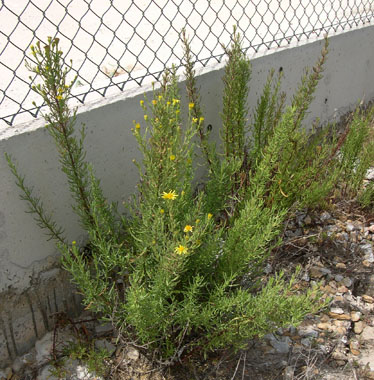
[199,117,204,122]
[58,87,64,93]
[135,123,140,130]
[169,154,176,161]
[144,115,148,121]
[160,209,165,214]
[72,240,76,245]
[56,95,63,100]
[207,213,213,220]
[161,190,178,200]
[175,245,188,255]
[184,225,193,233]
[192,117,198,123]
[158,95,162,100]
[172,98,180,105]
[140,100,144,106]
[152,99,157,105]
[188,102,194,109]
[167,101,171,105]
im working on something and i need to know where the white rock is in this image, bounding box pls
[360,243,374,262]
[330,307,344,315]
[125,346,140,361]
[362,326,374,341]
[343,277,353,287]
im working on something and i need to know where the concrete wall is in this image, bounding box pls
[1,25,374,366]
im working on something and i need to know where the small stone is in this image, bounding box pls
[350,311,361,322]
[336,262,346,269]
[329,312,351,320]
[335,274,344,282]
[335,360,346,367]
[310,267,324,278]
[301,338,312,347]
[317,322,331,330]
[343,277,353,287]
[337,285,348,294]
[302,272,310,282]
[268,334,292,354]
[332,350,348,361]
[354,321,365,334]
[349,341,360,355]
[360,243,374,262]
[335,327,347,335]
[330,307,344,315]
[368,224,374,232]
[346,223,355,232]
[363,295,374,303]
[320,212,331,222]
[363,260,372,267]
[298,325,319,338]
[361,326,374,341]
[304,215,312,225]
[125,346,140,361]
[323,285,336,294]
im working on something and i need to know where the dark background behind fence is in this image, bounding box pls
[1,0,373,127]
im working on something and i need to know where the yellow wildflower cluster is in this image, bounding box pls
[184,225,193,233]
[161,190,178,200]
[175,244,188,255]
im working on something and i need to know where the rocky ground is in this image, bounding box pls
[2,197,374,380]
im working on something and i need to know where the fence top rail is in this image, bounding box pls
[1,0,373,127]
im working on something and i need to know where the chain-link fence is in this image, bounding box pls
[1,0,373,127]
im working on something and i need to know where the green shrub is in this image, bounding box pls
[7,32,370,365]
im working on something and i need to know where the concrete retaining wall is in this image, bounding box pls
[1,25,374,367]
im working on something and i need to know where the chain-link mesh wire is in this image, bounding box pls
[1,0,373,127]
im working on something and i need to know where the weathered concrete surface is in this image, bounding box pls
[0,267,82,367]
[0,25,374,368]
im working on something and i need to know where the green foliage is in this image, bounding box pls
[340,106,374,196]
[7,31,371,366]
[50,340,110,378]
